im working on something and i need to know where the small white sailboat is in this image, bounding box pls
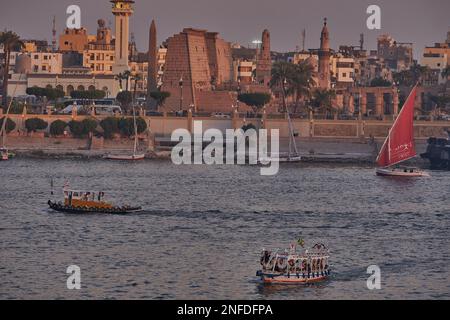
[259,105,302,163]
[105,106,145,161]
[375,85,429,177]
[1,73,22,161]
[281,106,302,162]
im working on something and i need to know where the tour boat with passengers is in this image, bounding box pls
[48,184,142,214]
[257,241,331,284]
[375,84,429,177]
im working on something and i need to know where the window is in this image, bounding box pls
[64,41,69,45]
[44,55,48,60]
[42,66,47,71]
[34,55,38,59]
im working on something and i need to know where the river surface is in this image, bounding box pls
[0,158,449,300]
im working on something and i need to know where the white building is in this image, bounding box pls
[421,52,448,85]
[331,54,355,87]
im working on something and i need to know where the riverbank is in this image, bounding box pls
[3,136,429,166]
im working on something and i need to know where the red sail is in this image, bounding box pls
[376,86,417,167]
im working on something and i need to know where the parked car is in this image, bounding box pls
[212,112,231,119]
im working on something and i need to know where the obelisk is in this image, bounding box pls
[147,19,158,109]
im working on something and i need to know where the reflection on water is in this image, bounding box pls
[0,159,449,299]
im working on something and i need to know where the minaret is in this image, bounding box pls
[256,29,272,85]
[147,20,158,102]
[318,18,331,89]
[111,0,134,74]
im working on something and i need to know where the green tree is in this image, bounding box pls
[49,120,67,136]
[1,31,24,108]
[394,62,431,86]
[311,89,337,117]
[68,118,98,138]
[70,90,106,100]
[370,77,392,87]
[238,93,271,113]
[131,73,142,105]
[118,117,147,137]
[291,61,316,113]
[99,117,120,139]
[149,91,171,109]
[0,117,16,134]
[25,118,48,133]
[116,91,133,113]
[122,70,132,91]
[442,66,450,80]
[429,94,450,109]
[270,61,298,112]
[26,87,64,101]
[242,123,257,132]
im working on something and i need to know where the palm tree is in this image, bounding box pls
[311,89,336,118]
[131,73,142,106]
[291,61,315,113]
[115,73,124,91]
[123,70,132,92]
[270,61,295,112]
[0,31,24,108]
[442,66,450,80]
[410,62,431,85]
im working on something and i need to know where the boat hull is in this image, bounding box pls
[257,270,330,284]
[376,167,430,177]
[104,154,145,161]
[48,200,142,214]
[1,149,9,161]
[259,156,302,163]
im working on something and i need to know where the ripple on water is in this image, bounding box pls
[0,159,449,299]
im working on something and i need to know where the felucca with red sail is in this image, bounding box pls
[375,85,429,177]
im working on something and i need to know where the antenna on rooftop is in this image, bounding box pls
[360,33,364,50]
[302,29,306,52]
[52,15,57,52]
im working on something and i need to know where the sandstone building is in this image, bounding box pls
[161,28,235,112]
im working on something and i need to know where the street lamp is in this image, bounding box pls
[282,78,288,113]
[179,75,183,112]
[236,78,241,111]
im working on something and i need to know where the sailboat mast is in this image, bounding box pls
[132,106,138,156]
[1,73,23,148]
[286,105,299,157]
[376,84,418,166]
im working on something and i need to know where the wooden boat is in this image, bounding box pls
[375,85,429,177]
[104,153,145,161]
[105,106,145,161]
[48,185,142,214]
[1,148,8,161]
[257,242,331,284]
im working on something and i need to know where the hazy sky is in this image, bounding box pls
[1,0,449,58]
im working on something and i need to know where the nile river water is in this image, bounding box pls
[0,158,449,299]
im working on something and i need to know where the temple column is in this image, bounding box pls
[415,89,423,111]
[375,92,383,117]
[360,92,367,116]
[232,108,240,130]
[348,94,355,114]
[393,90,399,117]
